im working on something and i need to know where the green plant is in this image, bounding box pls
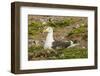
[28,46,88,60]
[68,25,87,36]
[28,45,43,52]
[28,21,44,38]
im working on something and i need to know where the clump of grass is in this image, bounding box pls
[47,18,74,27]
[58,48,88,59]
[28,18,76,38]
[28,46,88,60]
[28,46,43,52]
[28,21,43,37]
[68,25,87,36]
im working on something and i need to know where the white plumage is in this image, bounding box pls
[43,27,54,49]
[43,27,79,49]
[67,41,79,48]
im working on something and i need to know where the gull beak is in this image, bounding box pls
[43,29,47,33]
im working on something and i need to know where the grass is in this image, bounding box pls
[28,18,79,37]
[68,25,87,36]
[59,48,88,59]
[28,46,88,60]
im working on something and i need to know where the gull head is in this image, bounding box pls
[43,27,53,33]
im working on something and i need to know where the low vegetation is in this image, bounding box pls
[28,16,88,60]
[28,46,88,60]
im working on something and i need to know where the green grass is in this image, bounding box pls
[58,48,88,59]
[68,25,87,36]
[28,18,79,37]
[28,46,88,60]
